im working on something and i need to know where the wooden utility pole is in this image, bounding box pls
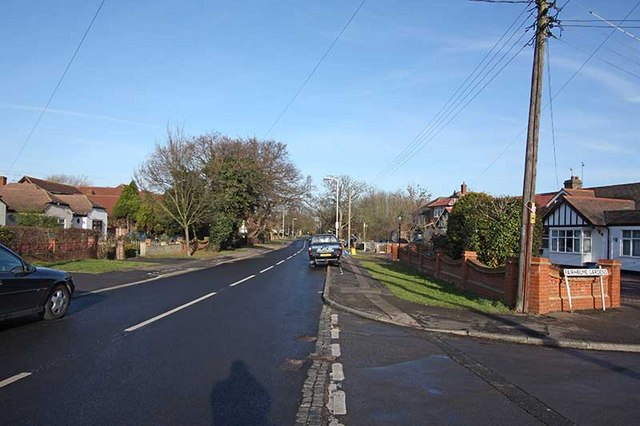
[517,0,549,313]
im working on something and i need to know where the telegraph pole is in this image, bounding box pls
[517,0,549,313]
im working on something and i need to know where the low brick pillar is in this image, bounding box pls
[527,257,551,314]
[116,240,125,260]
[390,243,399,261]
[599,259,621,308]
[461,251,478,290]
[504,257,518,308]
[48,238,57,253]
[435,250,443,279]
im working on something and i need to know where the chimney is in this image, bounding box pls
[563,175,582,190]
[460,182,467,195]
[0,176,6,186]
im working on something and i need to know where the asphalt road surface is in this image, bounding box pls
[335,312,640,425]
[0,240,324,425]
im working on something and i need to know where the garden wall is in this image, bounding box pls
[0,226,98,261]
[399,244,620,314]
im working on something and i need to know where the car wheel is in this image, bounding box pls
[43,284,70,320]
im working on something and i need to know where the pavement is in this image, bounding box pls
[324,254,640,353]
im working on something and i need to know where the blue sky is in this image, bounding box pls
[1,0,638,199]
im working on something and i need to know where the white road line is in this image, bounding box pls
[76,268,201,297]
[0,372,32,389]
[330,343,341,357]
[124,291,217,332]
[276,260,285,265]
[260,266,274,273]
[230,275,256,287]
[287,256,293,260]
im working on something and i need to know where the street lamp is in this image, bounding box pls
[292,217,297,239]
[323,176,340,238]
[397,214,403,254]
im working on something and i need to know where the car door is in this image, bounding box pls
[0,247,47,317]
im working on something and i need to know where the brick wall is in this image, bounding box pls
[398,245,620,314]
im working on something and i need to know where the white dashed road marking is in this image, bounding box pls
[124,291,217,332]
[330,343,341,357]
[0,372,32,389]
[276,260,285,265]
[287,256,293,260]
[330,363,344,381]
[260,266,274,273]
[230,275,256,287]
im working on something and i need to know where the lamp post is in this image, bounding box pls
[292,217,297,239]
[323,176,340,238]
[397,214,403,256]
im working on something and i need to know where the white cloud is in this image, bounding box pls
[0,103,161,129]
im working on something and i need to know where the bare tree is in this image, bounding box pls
[46,174,92,186]
[136,128,211,255]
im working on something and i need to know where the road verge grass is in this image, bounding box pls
[34,259,158,274]
[358,255,510,314]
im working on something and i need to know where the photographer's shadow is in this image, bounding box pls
[210,360,272,426]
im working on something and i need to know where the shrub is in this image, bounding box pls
[0,226,15,246]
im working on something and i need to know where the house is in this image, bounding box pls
[413,182,467,239]
[56,194,108,236]
[0,176,109,235]
[78,185,128,236]
[541,176,640,272]
[0,182,74,228]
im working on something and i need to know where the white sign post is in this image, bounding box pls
[563,267,609,312]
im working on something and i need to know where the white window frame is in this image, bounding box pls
[621,229,640,257]
[550,228,591,254]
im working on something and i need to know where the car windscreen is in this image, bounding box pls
[311,235,339,244]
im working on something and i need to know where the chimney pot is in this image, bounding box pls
[563,175,582,190]
[461,182,467,195]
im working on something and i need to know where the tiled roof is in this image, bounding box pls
[427,197,456,208]
[19,176,83,195]
[0,183,69,213]
[588,182,640,206]
[56,194,106,216]
[79,185,125,216]
[604,210,640,226]
[563,196,635,226]
[534,192,556,208]
[564,189,595,197]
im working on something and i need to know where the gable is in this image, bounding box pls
[543,201,589,227]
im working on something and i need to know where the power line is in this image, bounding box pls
[473,0,640,184]
[373,3,535,182]
[6,0,108,174]
[590,10,640,42]
[262,0,367,138]
[559,38,640,80]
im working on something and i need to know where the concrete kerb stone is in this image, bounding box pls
[322,265,640,354]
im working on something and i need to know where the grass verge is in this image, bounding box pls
[358,256,510,314]
[34,259,159,274]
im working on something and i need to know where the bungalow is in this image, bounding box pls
[541,176,640,272]
[0,177,108,235]
[56,194,108,236]
[0,182,74,228]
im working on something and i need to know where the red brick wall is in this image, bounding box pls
[398,246,621,313]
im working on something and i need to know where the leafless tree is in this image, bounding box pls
[45,174,92,186]
[136,128,212,255]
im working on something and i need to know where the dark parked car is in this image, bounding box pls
[0,243,74,321]
[308,234,342,267]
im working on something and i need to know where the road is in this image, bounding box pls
[333,311,640,425]
[0,240,324,425]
